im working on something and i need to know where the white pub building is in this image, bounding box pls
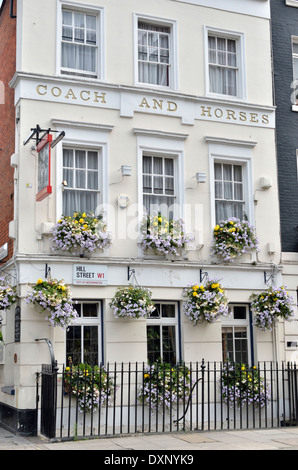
[0,0,297,435]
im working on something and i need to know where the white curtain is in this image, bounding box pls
[63,149,99,216]
[138,23,169,86]
[143,155,175,218]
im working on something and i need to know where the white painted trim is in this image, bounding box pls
[286,0,298,7]
[169,0,270,19]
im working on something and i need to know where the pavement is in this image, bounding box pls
[1,426,298,451]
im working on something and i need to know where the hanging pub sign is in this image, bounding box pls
[36,133,52,201]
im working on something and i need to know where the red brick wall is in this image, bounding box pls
[0,0,16,261]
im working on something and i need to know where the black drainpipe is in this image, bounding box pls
[10,0,16,18]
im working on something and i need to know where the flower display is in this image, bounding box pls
[221,362,271,408]
[182,280,229,324]
[110,285,155,319]
[138,362,193,412]
[250,286,295,332]
[50,212,112,256]
[212,217,259,262]
[64,362,114,413]
[139,213,193,256]
[0,278,17,311]
[25,278,78,330]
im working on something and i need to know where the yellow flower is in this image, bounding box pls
[241,366,246,371]
[61,286,66,291]
[144,374,149,378]
[193,292,198,297]
[79,218,84,224]
[74,213,77,217]
[153,222,158,226]
[158,217,162,222]
[192,285,199,291]
[58,219,62,223]
[82,213,86,218]
[200,286,205,291]
[214,225,220,231]
[36,279,43,285]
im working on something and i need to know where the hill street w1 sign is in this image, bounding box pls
[73,264,108,285]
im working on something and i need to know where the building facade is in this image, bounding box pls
[0,0,294,434]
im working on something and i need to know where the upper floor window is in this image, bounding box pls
[142,153,176,218]
[135,15,177,89]
[205,28,245,100]
[63,148,101,216]
[292,39,298,104]
[138,22,171,87]
[214,161,244,222]
[60,6,102,78]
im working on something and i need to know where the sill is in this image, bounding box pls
[292,105,298,112]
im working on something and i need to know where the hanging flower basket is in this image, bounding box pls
[0,278,17,311]
[110,285,155,319]
[139,213,193,256]
[138,362,193,412]
[212,217,259,262]
[250,286,295,332]
[182,279,229,325]
[50,212,112,256]
[25,278,78,330]
[63,362,114,413]
[221,362,271,408]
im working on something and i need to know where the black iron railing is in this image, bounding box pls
[37,361,298,440]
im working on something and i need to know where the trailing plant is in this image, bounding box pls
[138,362,193,412]
[110,285,155,319]
[64,361,114,413]
[221,362,271,408]
[250,286,295,332]
[182,280,229,325]
[213,217,259,262]
[0,278,17,311]
[25,278,78,330]
[51,212,112,255]
[139,213,193,256]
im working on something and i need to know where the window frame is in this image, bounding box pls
[221,303,253,365]
[135,130,186,223]
[134,13,178,90]
[53,120,111,222]
[62,146,101,217]
[142,152,177,218]
[66,299,103,366]
[214,160,245,224]
[56,0,105,80]
[204,26,246,101]
[207,138,255,228]
[146,301,181,364]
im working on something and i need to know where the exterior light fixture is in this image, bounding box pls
[196,172,207,183]
[121,165,132,177]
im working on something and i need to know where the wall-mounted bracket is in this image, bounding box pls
[200,269,208,283]
[264,271,274,286]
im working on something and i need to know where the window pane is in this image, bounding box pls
[86,15,96,30]
[153,157,163,175]
[76,170,86,188]
[83,326,98,366]
[162,304,175,318]
[147,325,161,363]
[82,303,98,318]
[76,150,86,168]
[62,10,72,26]
[66,325,81,365]
[233,306,247,320]
[162,326,176,364]
[87,152,98,170]
[74,13,85,28]
[63,149,73,167]
[164,158,174,176]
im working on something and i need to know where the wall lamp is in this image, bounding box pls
[196,172,207,183]
[121,165,132,177]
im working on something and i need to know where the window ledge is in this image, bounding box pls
[286,0,298,7]
[292,105,298,112]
